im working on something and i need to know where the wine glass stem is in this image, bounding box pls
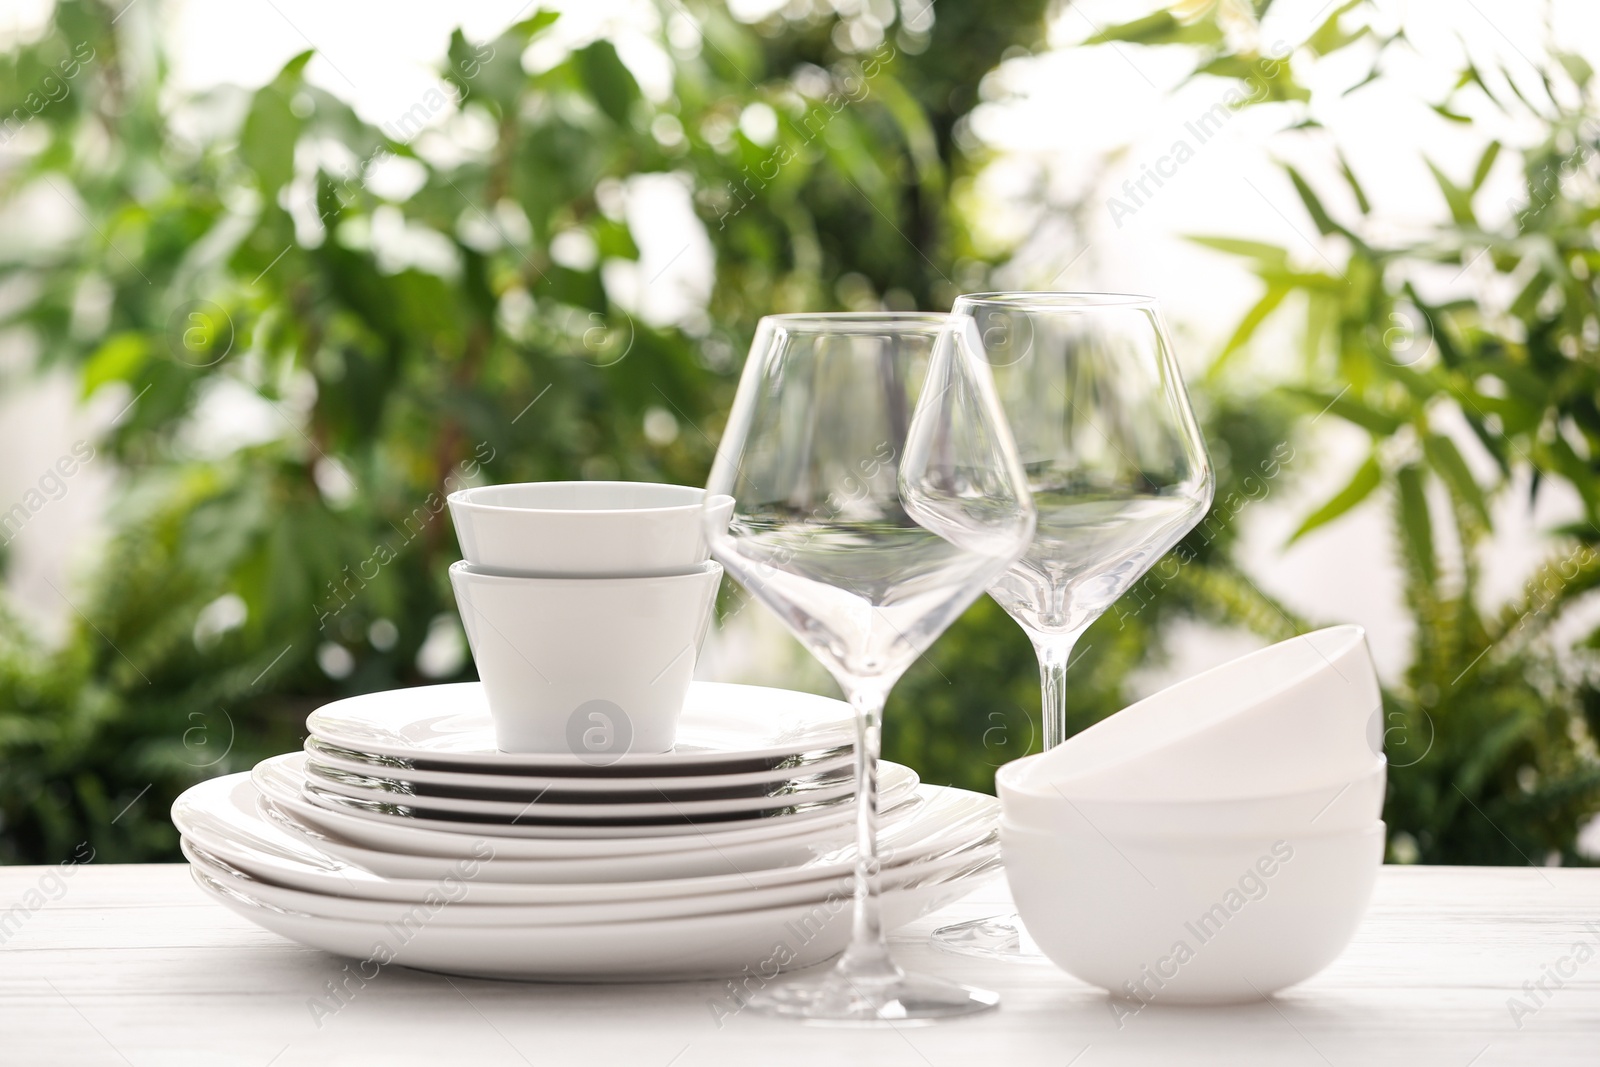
[838,684,896,979]
[1033,633,1081,752]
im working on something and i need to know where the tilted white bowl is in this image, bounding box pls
[1003,819,1383,1004]
[448,480,734,577]
[1017,625,1382,801]
[999,756,1387,839]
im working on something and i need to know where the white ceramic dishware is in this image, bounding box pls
[189,856,1000,982]
[303,758,860,819]
[999,756,1387,838]
[291,761,918,839]
[254,752,921,845]
[304,736,857,795]
[183,836,996,927]
[305,681,855,771]
[1003,819,1384,1003]
[447,480,734,577]
[266,793,916,883]
[173,773,1001,902]
[448,560,721,753]
[1021,625,1381,800]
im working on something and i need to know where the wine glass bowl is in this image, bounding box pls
[968,293,1213,640]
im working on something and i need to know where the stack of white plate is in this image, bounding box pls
[175,680,1001,980]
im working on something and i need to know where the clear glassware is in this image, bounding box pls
[930,292,1214,960]
[703,312,1036,1022]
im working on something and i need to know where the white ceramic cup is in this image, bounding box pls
[448,481,736,577]
[448,560,722,754]
[1000,756,1387,839]
[1003,818,1384,1004]
[1016,625,1382,801]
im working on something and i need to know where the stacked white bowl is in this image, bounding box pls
[446,481,733,754]
[997,625,1386,1004]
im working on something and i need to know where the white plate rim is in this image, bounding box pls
[304,737,859,794]
[172,773,999,904]
[251,753,919,855]
[301,757,859,818]
[305,681,856,769]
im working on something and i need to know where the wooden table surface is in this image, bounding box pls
[0,863,1594,1065]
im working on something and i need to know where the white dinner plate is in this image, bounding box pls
[189,858,999,981]
[305,681,855,771]
[172,773,1000,902]
[305,736,858,795]
[253,753,921,857]
[265,798,893,882]
[258,752,918,840]
[302,756,859,819]
[183,837,998,926]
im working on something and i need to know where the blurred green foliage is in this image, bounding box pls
[1084,0,1600,864]
[0,0,1064,863]
[1,0,1597,872]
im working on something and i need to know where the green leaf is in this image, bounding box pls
[1209,282,1288,381]
[240,53,311,197]
[1422,432,1492,530]
[1305,0,1368,57]
[1287,453,1381,544]
[81,333,150,396]
[1083,11,1224,47]
[573,40,639,126]
[509,10,560,38]
[1284,165,1344,237]
[1470,141,1502,193]
[1395,464,1437,585]
[1556,52,1594,88]
[1190,55,1310,103]
[1336,147,1371,214]
[1284,386,1405,434]
[1425,157,1476,225]
[592,217,638,260]
[1186,236,1291,267]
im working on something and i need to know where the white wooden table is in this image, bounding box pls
[0,863,1594,1065]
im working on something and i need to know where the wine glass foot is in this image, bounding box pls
[748,967,999,1024]
[930,912,1050,962]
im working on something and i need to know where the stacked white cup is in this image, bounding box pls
[997,625,1387,1003]
[446,482,732,756]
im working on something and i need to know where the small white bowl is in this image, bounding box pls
[1000,756,1386,839]
[1020,625,1382,801]
[448,481,735,577]
[1003,819,1383,1004]
[449,560,722,754]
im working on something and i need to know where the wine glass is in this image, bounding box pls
[930,292,1214,960]
[703,312,1036,1022]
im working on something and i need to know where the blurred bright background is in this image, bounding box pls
[3,0,1600,867]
